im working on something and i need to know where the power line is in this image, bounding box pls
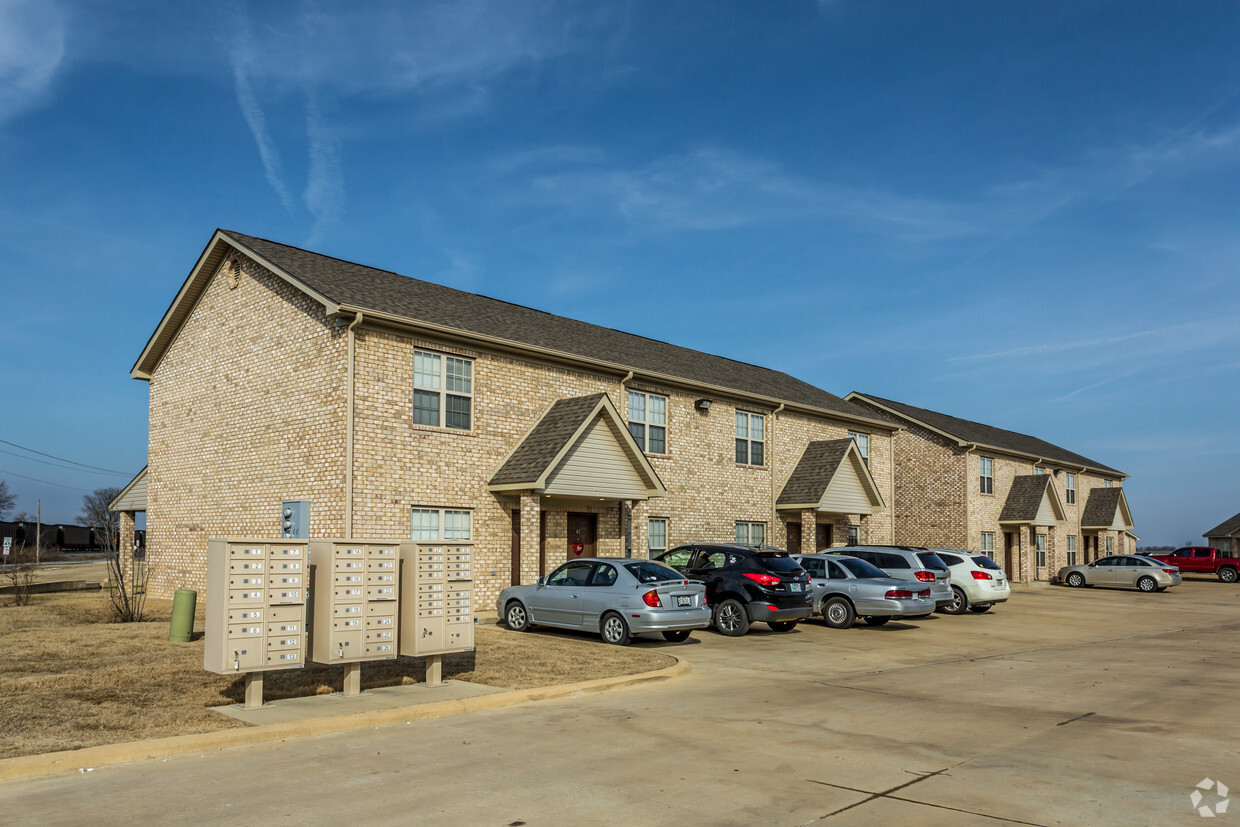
[0,438,128,475]
[0,467,93,493]
[0,447,129,476]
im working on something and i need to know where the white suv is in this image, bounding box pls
[932,549,1010,614]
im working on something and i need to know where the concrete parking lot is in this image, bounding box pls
[2,579,1237,825]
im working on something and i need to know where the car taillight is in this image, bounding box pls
[970,571,993,580]
[743,572,782,586]
[1163,569,1176,575]
[918,589,930,598]
[914,571,936,582]
[885,589,914,599]
[642,590,662,608]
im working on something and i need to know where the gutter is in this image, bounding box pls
[770,403,785,535]
[345,312,364,537]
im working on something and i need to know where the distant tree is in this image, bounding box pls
[13,511,35,522]
[0,480,14,519]
[80,487,123,550]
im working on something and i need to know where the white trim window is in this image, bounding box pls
[1104,480,1112,488]
[847,525,860,545]
[979,457,994,495]
[411,507,472,541]
[1035,534,1047,568]
[735,521,765,546]
[648,518,668,557]
[627,391,667,454]
[848,431,870,466]
[1065,473,1076,505]
[735,411,765,466]
[1067,535,1078,566]
[1034,466,1045,475]
[413,350,473,430]
[1106,536,1113,554]
[980,532,995,555]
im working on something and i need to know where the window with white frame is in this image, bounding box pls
[735,521,765,546]
[1034,466,1045,475]
[1067,535,1078,566]
[847,525,859,545]
[411,507,472,541]
[648,518,668,556]
[980,532,995,555]
[979,457,994,494]
[1036,534,1047,568]
[627,391,667,454]
[1065,473,1076,504]
[1106,536,1113,554]
[1104,479,1112,488]
[848,431,870,466]
[413,350,473,430]
[735,411,765,465]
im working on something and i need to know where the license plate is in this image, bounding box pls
[789,583,802,592]
[676,595,692,607]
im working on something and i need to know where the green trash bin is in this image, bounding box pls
[169,588,197,643]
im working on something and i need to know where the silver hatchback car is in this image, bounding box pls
[496,558,711,645]
[826,546,954,609]
[793,554,936,628]
[1057,555,1182,592]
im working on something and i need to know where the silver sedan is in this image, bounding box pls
[1057,555,1182,592]
[793,554,937,628]
[496,558,712,645]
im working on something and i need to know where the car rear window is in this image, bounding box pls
[878,552,910,570]
[971,555,1003,571]
[839,558,887,579]
[917,552,949,571]
[755,552,803,573]
[624,562,684,583]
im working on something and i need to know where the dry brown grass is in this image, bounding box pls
[0,592,674,760]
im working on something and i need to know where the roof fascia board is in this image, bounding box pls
[108,465,148,512]
[345,304,894,433]
[845,393,965,445]
[225,235,341,316]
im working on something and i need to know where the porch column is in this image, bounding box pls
[118,511,136,582]
[800,509,816,555]
[520,492,541,583]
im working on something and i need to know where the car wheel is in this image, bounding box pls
[714,599,751,637]
[600,612,631,645]
[968,604,992,613]
[504,601,531,632]
[661,630,691,642]
[1136,576,1157,593]
[863,615,891,626]
[822,596,856,630]
[768,620,798,632]
[940,586,969,615]
[1066,572,1085,588]
[1219,567,1238,583]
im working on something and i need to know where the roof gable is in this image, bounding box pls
[847,392,1124,478]
[777,439,885,514]
[999,475,1066,525]
[1081,487,1134,530]
[109,466,148,512]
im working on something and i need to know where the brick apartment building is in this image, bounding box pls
[120,230,895,604]
[845,393,1134,583]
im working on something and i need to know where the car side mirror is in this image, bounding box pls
[537,576,546,586]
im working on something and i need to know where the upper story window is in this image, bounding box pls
[627,391,667,454]
[1104,479,1112,488]
[735,411,765,466]
[1065,473,1076,504]
[848,431,870,466]
[979,456,994,495]
[1034,466,1045,475]
[413,350,473,430]
[411,507,472,541]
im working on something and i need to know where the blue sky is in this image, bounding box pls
[1,1,1237,544]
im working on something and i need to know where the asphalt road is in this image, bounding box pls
[3,579,1238,825]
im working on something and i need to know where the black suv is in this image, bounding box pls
[653,544,813,636]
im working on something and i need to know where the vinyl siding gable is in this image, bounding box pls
[543,417,649,499]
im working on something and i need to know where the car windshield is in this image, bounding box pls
[755,552,803,573]
[624,561,684,583]
[839,558,887,579]
[917,552,950,571]
[971,555,1004,571]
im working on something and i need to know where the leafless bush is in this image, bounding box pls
[3,548,38,606]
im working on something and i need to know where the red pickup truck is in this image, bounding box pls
[1146,547,1239,583]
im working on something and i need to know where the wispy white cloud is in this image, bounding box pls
[302,89,343,245]
[0,0,66,124]
[230,33,293,211]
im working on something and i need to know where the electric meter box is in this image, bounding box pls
[400,542,474,657]
[205,538,309,674]
[309,540,403,664]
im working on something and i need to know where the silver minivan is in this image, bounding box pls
[826,546,954,609]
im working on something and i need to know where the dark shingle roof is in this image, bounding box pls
[489,394,605,486]
[1081,487,1125,529]
[1204,511,1240,538]
[222,230,883,423]
[777,439,852,506]
[851,393,1123,476]
[999,475,1054,523]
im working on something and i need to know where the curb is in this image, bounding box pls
[0,655,688,784]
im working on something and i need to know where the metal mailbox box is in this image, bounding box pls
[400,542,474,657]
[309,540,405,665]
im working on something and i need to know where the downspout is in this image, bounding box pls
[771,403,785,543]
[345,312,363,538]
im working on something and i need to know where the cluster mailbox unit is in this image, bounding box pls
[205,537,474,709]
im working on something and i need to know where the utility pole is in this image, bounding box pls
[36,499,40,565]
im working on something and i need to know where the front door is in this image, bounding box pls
[786,522,802,554]
[1003,532,1015,579]
[567,512,597,559]
[815,524,832,551]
